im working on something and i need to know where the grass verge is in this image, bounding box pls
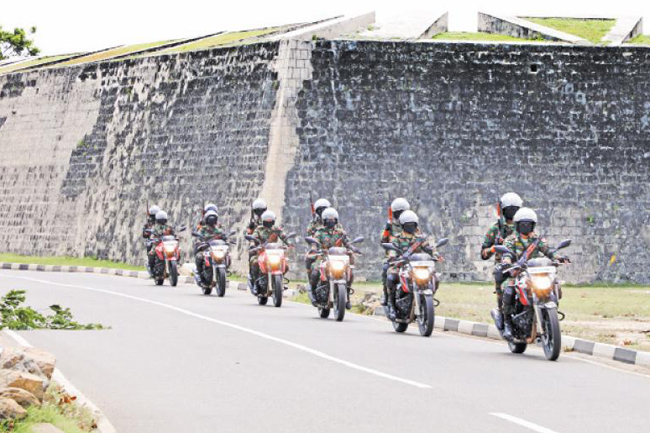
[524,17,615,44]
[0,253,144,271]
[627,34,650,45]
[2,382,96,432]
[431,32,545,43]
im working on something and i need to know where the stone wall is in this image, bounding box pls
[2,39,650,283]
[283,40,650,283]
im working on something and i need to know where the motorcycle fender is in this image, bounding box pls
[216,264,226,268]
[543,301,558,309]
[533,305,544,336]
[420,288,433,296]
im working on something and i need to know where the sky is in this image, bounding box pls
[2,0,649,55]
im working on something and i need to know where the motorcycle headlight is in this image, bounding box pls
[267,254,281,265]
[213,250,226,259]
[531,275,553,297]
[414,268,431,282]
[330,260,346,272]
[163,243,176,253]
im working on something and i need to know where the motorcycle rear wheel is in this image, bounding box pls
[169,261,178,287]
[272,275,283,308]
[216,268,227,297]
[418,295,435,337]
[542,308,561,361]
[333,283,346,322]
[393,321,408,333]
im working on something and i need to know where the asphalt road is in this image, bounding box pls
[0,270,648,433]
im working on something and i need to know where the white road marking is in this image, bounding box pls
[490,413,561,433]
[1,274,432,390]
[4,330,118,433]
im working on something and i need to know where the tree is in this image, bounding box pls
[0,25,40,60]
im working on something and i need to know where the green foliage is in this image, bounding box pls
[432,32,546,42]
[627,34,650,45]
[524,18,615,44]
[0,25,40,60]
[0,253,144,271]
[0,290,106,330]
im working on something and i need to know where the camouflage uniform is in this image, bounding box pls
[305,219,343,271]
[380,218,402,293]
[481,220,515,310]
[247,215,262,235]
[249,225,291,279]
[306,218,324,237]
[501,231,558,318]
[195,225,228,280]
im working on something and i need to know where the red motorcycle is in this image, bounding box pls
[246,233,296,307]
[148,226,186,286]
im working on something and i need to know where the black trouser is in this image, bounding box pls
[502,284,516,317]
[493,266,506,311]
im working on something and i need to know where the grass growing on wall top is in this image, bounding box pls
[55,40,179,67]
[0,54,75,75]
[431,32,545,43]
[524,17,615,44]
[0,253,144,271]
[159,28,282,53]
[627,34,650,45]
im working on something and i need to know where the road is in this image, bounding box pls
[0,270,648,433]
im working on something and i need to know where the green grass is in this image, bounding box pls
[627,34,650,45]
[524,18,615,44]
[0,54,76,75]
[0,253,144,271]
[159,28,282,54]
[4,382,96,432]
[431,32,545,43]
[56,40,178,67]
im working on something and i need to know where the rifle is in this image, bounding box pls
[382,202,393,241]
[495,197,505,244]
[309,191,316,221]
[146,200,150,219]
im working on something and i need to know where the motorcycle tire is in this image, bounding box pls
[272,275,283,308]
[508,342,527,354]
[202,285,213,295]
[216,268,227,297]
[418,295,434,337]
[258,296,268,305]
[169,261,178,287]
[393,321,408,333]
[333,283,346,322]
[542,308,562,361]
[319,307,330,318]
[155,278,164,286]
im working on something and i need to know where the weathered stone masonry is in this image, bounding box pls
[1,40,650,283]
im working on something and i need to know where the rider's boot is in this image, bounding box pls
[491,308,504,331]
[380,265,388,306]
[387,289,397,321]
[306,271,317,305]
[503,316,514,341]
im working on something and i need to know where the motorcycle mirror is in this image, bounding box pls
[244,235,256,242]
[351,236,365,244]
[557,239,572,250]
[304,237,319,245]
[381,243,399,252]
[178,226,187,233]
[285,232,297,240]
[229,230,237,237]
[191,231,201,238]
[435,238,449,248]
[494,245,511,255]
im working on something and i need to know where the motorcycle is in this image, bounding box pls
[381,238,448,337]
[493,239,571,361]
[146,226,187,287]
[245,233,296,307]
[304,236,364,322]
[191,230,237,296]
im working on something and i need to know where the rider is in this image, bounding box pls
[480,192,523,331]
[247,199,267,235]
[143,205,161,276]
[499,208,566,340]
[385,210,438,320]
[196,203,218,231]
[307,207,353,309]
[249,210,292,292]
[148,210,175,272]
[194,210,228,284]
[380,198,410,306]
[305,198,332,284]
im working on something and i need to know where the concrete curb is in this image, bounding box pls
[372,308,650,368]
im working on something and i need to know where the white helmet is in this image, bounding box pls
[500,192,523,208]
[514,208,537,223]
[204,203,218,213]
[261,210,276,223]
[321,207,338,221]
[391,198,410,212]
[155,210,168,224]
[252,199,267,210]
[149,205,161,216]
[398,210,419,225]
[314,198,331,216]
[204,210,218,225]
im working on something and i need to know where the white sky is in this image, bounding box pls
[2,0,649,55]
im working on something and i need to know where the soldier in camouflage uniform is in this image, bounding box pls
[380,198,410,306]
[305,198,333,282]
[385,210,439,320]
[143,205,161,276]
[481,192,522,330]
[307,207,354,308]
[247,199,267,235]
[148,210,175,271]
[249,210,292,289]
[195,203,218,231]
[499,208,566,340]
[194,210,229,283]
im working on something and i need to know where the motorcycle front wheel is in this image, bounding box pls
[318,307,330,318]
[216,268,227,297]
[333,283,346,322]
[541,308,561,361]
[272,275,283,308]
[169,261,178,287]
[417,295,434,337]
[258,296,268,305]
[508,342,527,354]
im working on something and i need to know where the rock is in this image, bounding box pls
[296,284,307,294]
[0,347,56,380]
[0,387,40,408]
[0,370,44,401]
[30,423,65,433]
[0,396,27,420]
